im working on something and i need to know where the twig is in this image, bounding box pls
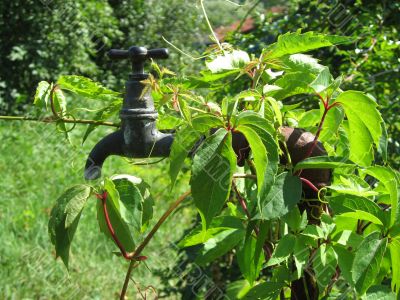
[233,173,256,179]
[232,0,263,36]
[120,190,191,300]
[200,0,224,53]
[0,115,119,127]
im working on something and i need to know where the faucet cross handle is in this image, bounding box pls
[108,46,169,76]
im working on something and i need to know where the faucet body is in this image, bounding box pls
[84,47,173,180]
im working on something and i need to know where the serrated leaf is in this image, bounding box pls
[335,91,383,166]
[191,129,236,229]
[97,179,136,252]
[257,172,302,220]
[195,228,245,265]
[48,185,92,268]
[33,81,52,109]
[280,54,325,75]
[82,100,121,144]
[179,215,243,248]
[282,206,307,232]
[309,67,333,94]
[112,178,144,233]
[236,125,267,195]
[329,194,386,227]
[263,31,353,59]
[169,115,223,187]
[57,75,121,101]
[293,235,310,279]
[237,226,266,285]
[235,110,275,135]
[328,174,378,197]
[362,166,399,226]
[362,285,396,300]
[389,239,400,293]
[313,245,337,290]
[110,175,154,231]
[333,245,354,285]
[206,50,250,73]
[243,281,284,299]
[352,231,387,295]
[294,156,355,171]
[270,71,315,101]
[267,233,295,266]
[64,185,92,228]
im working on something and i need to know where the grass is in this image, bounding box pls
[0,120,194,299]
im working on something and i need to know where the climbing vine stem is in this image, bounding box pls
[120,190,191,300]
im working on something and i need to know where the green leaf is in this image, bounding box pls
[64,185,92,228]
[244,124,279,199]
[313,244,338,290]
[33,81,52,109]
[335,91,383,166]
[48,185,92,268]
[294,156,355,171]
[329,194,386,227]
[293,235,310,279]
[329,174,378,197]
[236,125,267,195]
[57,75,121,101]
[378,123,388,163]
[206,50,250,73]
[237,226,266,285]
[111,175,154,231]
[243,281,283,300]
[169,114,224,187]
[270,71,315,101]
[362,285,396,300]
[280,54,325,75]
[97,179,136,252]
[82,100,121,144]
[263,31,353,59]
[267,233,295,266]
[362,166,399,226]
[235,110,275,135]
[389,238,400,294]
[191,129,236,229]
[194,228,245,265]
[302,224,325,239]
[178,215,243,248]
[297,109,321,128]
[112,178,144,233]
[309,66,333,94]
[226,280,252,300]
[333,245,354,285]
[352,231,388,295]
[319,105,345,143]
[257,172,302,220]
[282,206,307,232]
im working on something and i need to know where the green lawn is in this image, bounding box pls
[0,120,193,299]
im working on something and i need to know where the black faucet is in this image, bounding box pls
[84,46,174,180]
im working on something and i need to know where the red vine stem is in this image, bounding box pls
[300,177,319,193]
[232,182,272,258]
[297,94,340,176]
[97,192,141,260]
[120,190,191,300]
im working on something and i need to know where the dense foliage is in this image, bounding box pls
[229,0,400,167]
[30,31,400,298]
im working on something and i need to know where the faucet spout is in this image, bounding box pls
[84,130,124,180]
